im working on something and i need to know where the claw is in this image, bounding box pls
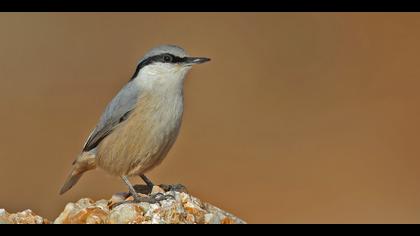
[151,192,175,202]
[152,192,164,199]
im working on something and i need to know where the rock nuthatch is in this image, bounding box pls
[60,45,210,203]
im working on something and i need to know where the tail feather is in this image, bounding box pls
[59,152,96,195]
[59,170,83,195]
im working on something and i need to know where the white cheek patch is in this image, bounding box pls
[135,63,190,89]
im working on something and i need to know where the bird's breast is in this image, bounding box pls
[96,91,184,176]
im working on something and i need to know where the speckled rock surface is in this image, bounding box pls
[1,186,245,224]
[0,208,49,224]
[54,187,245,224]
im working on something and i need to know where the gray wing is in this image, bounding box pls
[82,81,140,152]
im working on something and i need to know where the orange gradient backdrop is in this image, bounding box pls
[0,13,419,223]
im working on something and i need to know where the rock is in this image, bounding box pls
[0,208,49,224]
[108,192,130,208]
[2,186,246,224]
[52,190,245,224]
[0,209,10,224]
[54,198,110,224]
[151,185,165,195]
[108,204,144,224]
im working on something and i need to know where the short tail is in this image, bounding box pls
[59,152,96,195]
[59,170,84,195]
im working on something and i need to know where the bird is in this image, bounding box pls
[59,44,210,203]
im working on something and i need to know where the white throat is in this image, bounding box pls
[133,64,191,96]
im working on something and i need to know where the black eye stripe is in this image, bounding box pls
[129,53,186,81]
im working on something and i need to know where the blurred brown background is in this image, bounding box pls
[0,13,419,223]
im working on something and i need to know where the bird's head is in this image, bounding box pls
[130,45,210,88]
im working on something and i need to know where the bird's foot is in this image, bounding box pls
[133,183,188,194]
[133,184,153,195]
[150,192,176,202]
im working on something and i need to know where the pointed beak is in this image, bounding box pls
[184,57,211,65]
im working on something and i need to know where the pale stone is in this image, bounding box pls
[108,204,144,224]
[54,198,109,224]
[0,209,10,224]
[7,209,46,224]
[151,185,165,194]
[185,213,195,224]
[204,213,220,224]
[0,209,6,216]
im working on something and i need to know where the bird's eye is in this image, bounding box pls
[163,55,173,62]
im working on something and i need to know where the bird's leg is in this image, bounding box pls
[121,176,149,202]
[131,174,155,194]
[118,176,161,204]
[140,174,155,188]
[139,174,189,194]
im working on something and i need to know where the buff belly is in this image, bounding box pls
[95,93,183,177]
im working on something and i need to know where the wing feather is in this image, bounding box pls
[82,81,139,152]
